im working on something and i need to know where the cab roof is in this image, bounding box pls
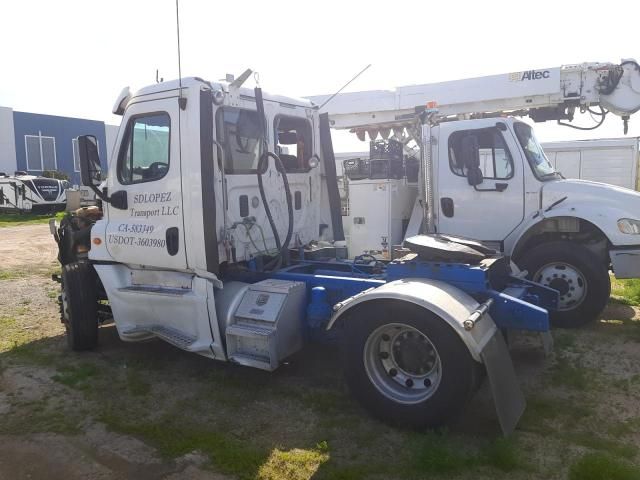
[131,77,315,109]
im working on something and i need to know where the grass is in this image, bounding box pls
[0,211,64,228]
[52,363,99,389]
[0,316,36,352]
[98,413,266,480]
[564,432,638,459]
[404,432,527,476]
[611,277,640,306]
[569,453,640,480]
[4,234,640,479]
[258,446,330,480]
[550,355,595,390]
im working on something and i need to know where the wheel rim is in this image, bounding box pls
[363,323,442,404]
[533,262,587,311]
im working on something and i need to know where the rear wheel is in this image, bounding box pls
[343,302,481,429]
[61,261,99,351]
[517,241,610,328]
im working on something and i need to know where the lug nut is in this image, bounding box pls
[379,351,389,359]
[424,378,431,387]
[405,379,414,387]
[389,368,397,377]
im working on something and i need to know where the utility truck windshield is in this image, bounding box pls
[514,123,558,180]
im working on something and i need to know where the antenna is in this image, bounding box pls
[175,0,186,109]
[318,64,372,110]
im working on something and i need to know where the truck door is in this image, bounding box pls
[104,98,187,269]
[435,120,524,244]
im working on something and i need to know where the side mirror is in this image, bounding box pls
[78,135,102,188]
[78,135,109,202]
[461,135,483,186]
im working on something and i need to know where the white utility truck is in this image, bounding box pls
[0,172,68,213]
[50,73,558,435]
[310,60,640,328]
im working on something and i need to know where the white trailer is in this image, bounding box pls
[310,59,640,328]
[0,173,68,213]
[542,137,639,190]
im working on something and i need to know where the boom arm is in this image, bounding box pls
[309,60,640,135]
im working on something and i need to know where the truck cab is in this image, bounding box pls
[427,116,640,327]
[77,77,338,358]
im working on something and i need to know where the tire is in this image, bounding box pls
[61,261,99,351]
[517,241,610,328]
[343,301,481,430]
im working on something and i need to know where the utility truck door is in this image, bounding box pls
[104,98,186,269]
[435,121,524,244]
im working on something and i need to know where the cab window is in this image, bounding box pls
[118,113,170,185]
[274,116,312,172]
[449,127,514,180]
[216,107,263,174]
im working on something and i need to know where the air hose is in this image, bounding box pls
[254,87,294,271]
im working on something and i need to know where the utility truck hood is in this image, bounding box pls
[541,179,640,246]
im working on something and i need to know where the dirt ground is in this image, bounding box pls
[2,224,640,480]
[0,225,228,479]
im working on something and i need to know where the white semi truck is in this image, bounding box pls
[310,60,640,328]
[50,73,560,434]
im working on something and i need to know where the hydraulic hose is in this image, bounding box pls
[256,151,294,270]
[253,85,295,271]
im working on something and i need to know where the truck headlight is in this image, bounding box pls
[617,218,640,234]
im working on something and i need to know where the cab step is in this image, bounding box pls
[226,322,277,371]
[228,352,273,370]
[123,325,196,349]
[118,286,190,296]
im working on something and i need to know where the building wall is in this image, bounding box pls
[105,123,121,166]
[12,111,108,185]
[0,107,17,175]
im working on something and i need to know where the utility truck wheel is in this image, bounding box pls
[61,261,99,351]
[518,241,610,328]
[343,302,480,429]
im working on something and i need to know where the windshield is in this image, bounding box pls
[513,122,558,180]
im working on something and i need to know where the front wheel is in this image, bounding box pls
[343,302,481,429]
[517,241,610,328]
[61,261,99,351]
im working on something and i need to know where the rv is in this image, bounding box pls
[0,172,68,213]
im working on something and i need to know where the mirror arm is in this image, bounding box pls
[88,183,110,203]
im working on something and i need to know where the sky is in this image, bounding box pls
[1,0,639,152]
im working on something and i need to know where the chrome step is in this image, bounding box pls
[226,323,274,338]
[123,325,196,349]
[229,352,273,370]
[118,286,190,296]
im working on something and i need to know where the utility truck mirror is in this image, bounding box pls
[78,135,102,188]
[461,135,483,186]
[278,131,298,145]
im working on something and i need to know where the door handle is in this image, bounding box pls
[166,227,179,256]
[441,197,454,218]
[473,182,508,192]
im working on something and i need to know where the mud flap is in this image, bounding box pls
[480,329,526,436]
